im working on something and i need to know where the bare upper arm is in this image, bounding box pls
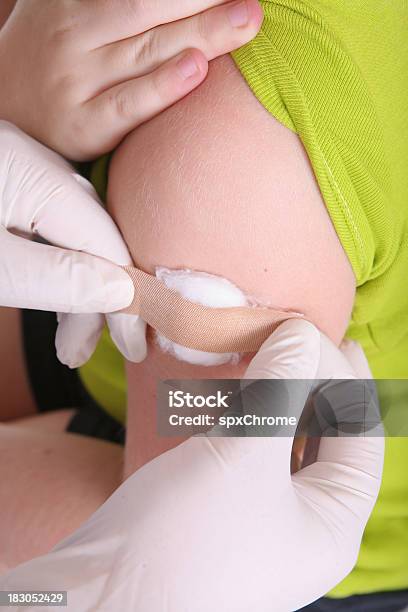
[108,54,355,345]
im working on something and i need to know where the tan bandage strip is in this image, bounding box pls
[121,266,303,354]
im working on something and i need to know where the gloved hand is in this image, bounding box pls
[0,121,145,367]
[0,0,263,161]
[0,320,384,612]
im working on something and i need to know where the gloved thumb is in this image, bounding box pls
[204,320,321,479]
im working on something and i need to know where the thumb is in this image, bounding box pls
[240,320,321,441]
[0,227,134,313]
[205,320,321,481]
[244,319,321,381]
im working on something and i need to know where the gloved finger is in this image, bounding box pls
[294,335,384,535]
[86,0,261,45]
[57,312,148,368]
[339,339,384,435]
[83,49,209,154]
[294,436,384,553]
[339,338,373,379]
[56,306,148,369]
[244,319,321,381]
[55,313,105,369]
[0,124,98,241]
[29,173,131,265]
[23,169,148,363]
[3,133,132,264]
[314,333,358,381]
[2,122,146,363]
[313,334,383,437]
[94,0,263,87]
[296,335,375,447]
[241,318,319,426]
[0,123,76,233]
[106,312,147,364]
[210,319,320,435]
[205,320,321,479]
[315,335,384,469]
[0,227,133,313]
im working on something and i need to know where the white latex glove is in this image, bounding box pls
[0,121,146,367]
[0,320,384,612]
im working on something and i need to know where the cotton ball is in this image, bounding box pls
[155,267,249,366]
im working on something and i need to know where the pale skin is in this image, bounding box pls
[0,55,355,569]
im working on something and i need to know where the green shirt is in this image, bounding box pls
[80,0,408,598]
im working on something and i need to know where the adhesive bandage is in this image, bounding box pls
[121,265,303,365]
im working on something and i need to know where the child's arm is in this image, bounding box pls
[0,0,263,161]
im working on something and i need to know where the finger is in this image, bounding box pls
[242,320,321,441]
[93,0,263,87]
[106,312,147,363]
[338,339,382,436]
[306,335,383,470]
[30,172,148,363]
[294,436,384,546]
[56,313,104,368]
[244,319,321,381]
[56,311,148,368]
[340,339,373,379]
[0,228,133,313]
[86,0,261,45]
[311,334,382,434]
[315,333,359,381]
[2,132,132,265]
[29,172,148,363]
[30,173,132,266]
[294,338,384,533]
[206,320,321,480]
[83,49,209,153]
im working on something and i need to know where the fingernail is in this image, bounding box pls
[177,54,200,80]
[228,0,249,28]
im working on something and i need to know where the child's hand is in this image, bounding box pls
[0,0,263,161]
